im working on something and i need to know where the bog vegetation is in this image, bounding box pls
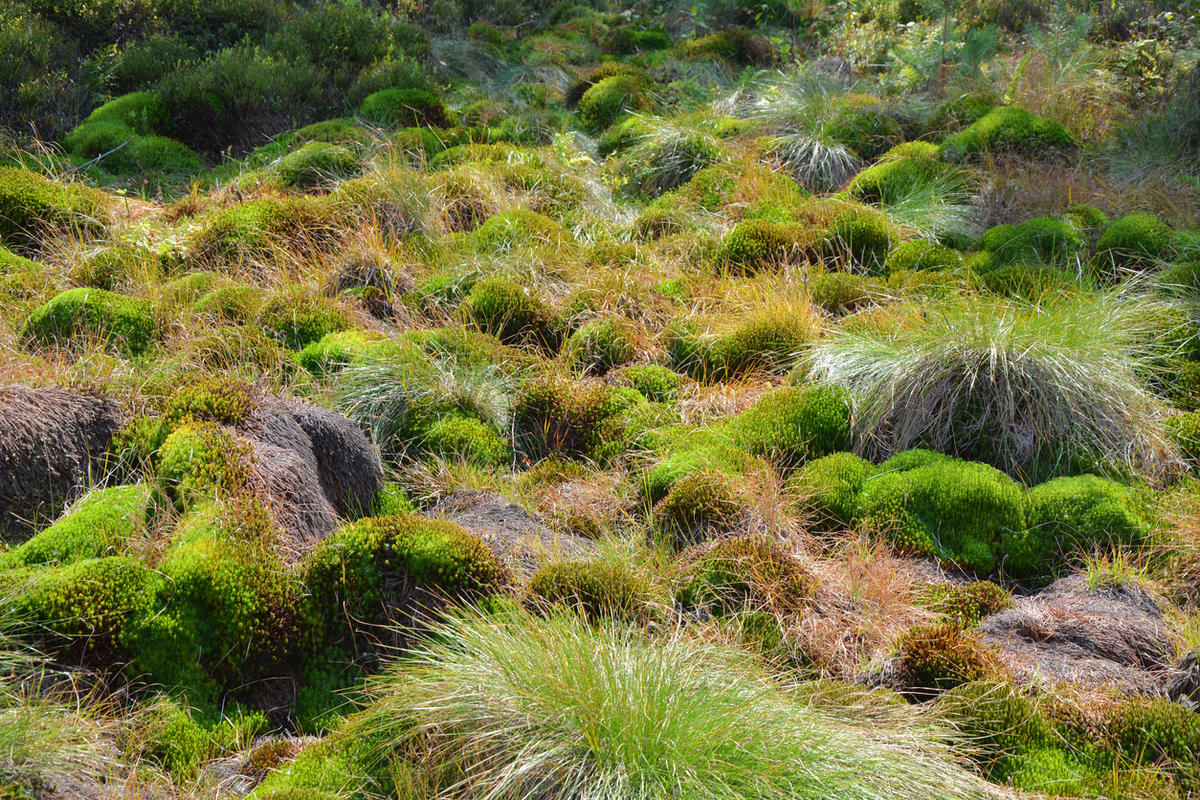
[1,0,1200,798]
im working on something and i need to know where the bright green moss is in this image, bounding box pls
[808,271,873,315]
[924,93,995,136]
[284,118,372,150]
[6,556,160,664]
[0,485,148,569]
[258,289,352,350]
[69,244,157,292]
[883,240,964,275]
[943,107,1076,160]
[1007,475,1150,582]
[132,535,301,697]
[562,318,637,375]
[513,374,644,461]
[716,219,804,274]
[974,216,1084,267]
[193,285,265,323]
[463,276,564,350]
[1166,411,1200,463]
[845,149,951,204]
[566,63,645,107]
[618,131,727,199]
[528,559,648,622]
[422,415,510,467]
[640,428,761,504]
[22,287,156,355]
[723,385,852,471]
[577,74,647,133]
[160,271,221,305]
[609,364,683,404]
[123,136,204,174]
[597,115,656,157]
[0,166,108,250]
[295,329,387,375]
[786,451,873,530]
[186,198,328,265]
[1108,698,1200,792]
[859,454,1028,575]
[79,91,168,134]
[979,262,1074,302]
[471,208,568,252]
[164,377,256,427]
[676,534,813,615]
[303,514,511,653]
[653,471,746,547]
[1093,212,1175,275]
[275,142,364,189]
[156,422,252,510]
[358,87,452,128]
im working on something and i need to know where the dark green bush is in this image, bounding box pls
[22,287,156,355]
[108,34,198,94]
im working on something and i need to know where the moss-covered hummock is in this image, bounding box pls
[0,166,109,250]
[943,107,1076,160]
[22,287,157,355]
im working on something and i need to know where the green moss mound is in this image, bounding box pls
[165,377,256,427]
[156,422,252,510]
[0,484,149,569]
[667,309,811,382]
[0,166,108,250]
[1093,212,1174,275]
[679,26,774,67]
[577,74,647,133]
[528,559,648,621]
[974,216,1084,267]
[884,240,963,275]
[358,87,452,128]
[919,580,1012,628]
[1008,475,1150,581]
[846,145,951,204]
[786,451,873,530]
[653,471,747,547]
[677,534,814,616]
[562,318,637,375]
[824,108,905,162]
[859,454,1027,575]
[823,208,898,273]
[422,415,510,467]
[608,364,683,404]
[513,374,644,461]
[565,62,646,107]
[22,287,156,355]
[258,290,352,350]
[897,623,995,695]
[724,385,852,471]
[275,142,364,189]
[943,107,1076,160]
[716,219,804,274]
[463,276,564,351]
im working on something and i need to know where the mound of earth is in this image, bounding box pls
[0,384,123,541]
[430,490,597,577]
[978,575,1177,695]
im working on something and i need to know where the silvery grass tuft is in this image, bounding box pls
[355,608,1003,800]
[807,292,1179,481]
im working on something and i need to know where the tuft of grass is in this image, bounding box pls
[355,608,1000,800]
[808,292,1176,480]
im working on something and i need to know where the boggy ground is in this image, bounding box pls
[2,0,1200,798]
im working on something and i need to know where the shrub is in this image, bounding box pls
[677,534,814,616]
[786,451,873,530]
[919,581,1012,628]
[303,514,512,652]
[109,34,198,94]
[883,240,963,276]
[159,45,327,155]
[463,277,564,351]
[562,318,637,375]
[679,26,774,67]
[724,386,852,471]
[858,454,1028,575]
[358,87,452,128]
[258,289,352,350]
[577,74,647,133]
[1093,213,1175,277]
[942,107,1076,161]
[897,623,995,695]
[808,295,1172,480]
[275,142,363,190]
[513,374,643,460]
[653,471,746,547]
[22,287,156,355]
[0,166,108,251]
[422,415,509,467]
[716,219,804,274]
[528,559,649,622]
[0,485,148,569]
[354,609,995,800]
[1009,475,1150,581]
